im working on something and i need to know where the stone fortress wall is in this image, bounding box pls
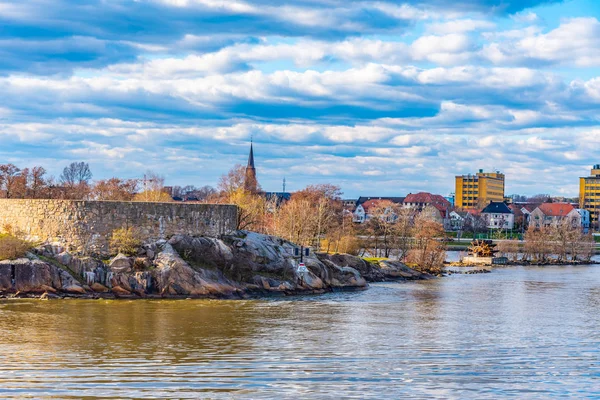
[0,199,238,254]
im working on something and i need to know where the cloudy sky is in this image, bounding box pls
[2,0,600,197]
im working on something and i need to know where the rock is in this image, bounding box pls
[154,243,238,297]
[90,282,109,293]
[0,258,63,293]
[40,284,57,293]
[63,284,86,294]
[111,285,132,296]
[134,257,151,270]
[55,252,73,266]
[109,254,133,273]
[2,231,429,300]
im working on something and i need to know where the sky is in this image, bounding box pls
[1,0,600,198]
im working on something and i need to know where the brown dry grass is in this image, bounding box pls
[0,234,31,261]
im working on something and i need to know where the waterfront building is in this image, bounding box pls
[455,170,505,210]
[529,203,582,229]
[579,164,600,230]
[403,192,451,226]
[353,199,393,223]
[577,209,591,233]
[481,201,514,230]
[352,197,405,223]
[449,210,478,231]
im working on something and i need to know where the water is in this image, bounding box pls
[1,265,600,399]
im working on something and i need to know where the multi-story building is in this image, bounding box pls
[579,164,600,229]
[455,169,505,210]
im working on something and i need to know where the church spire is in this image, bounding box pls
[244,139,258,193]
[247,139,255,169]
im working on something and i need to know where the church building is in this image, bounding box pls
[244,141,258,193]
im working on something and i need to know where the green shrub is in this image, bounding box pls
[0,235,31,261]
[109,227,142,256]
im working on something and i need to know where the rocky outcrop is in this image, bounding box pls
[0,231,429,299]
[0,258,86,295]
[316,253,432,281]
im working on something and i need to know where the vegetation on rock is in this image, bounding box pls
[0,234,31,261]
[109,227,142,256]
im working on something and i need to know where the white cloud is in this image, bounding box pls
[483,17,600,67]
[426,19,495,35]
[511,11,538,23]
[411,34,474,64]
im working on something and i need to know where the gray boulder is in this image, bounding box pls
[109,254,133,273]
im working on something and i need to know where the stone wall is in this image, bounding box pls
[0,199,238,254]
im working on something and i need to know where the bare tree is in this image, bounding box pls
[394,207,415,261]
[406,211,447,274]
[60,162,93,187]
[218,164,248,194]
[93,178,138,201]
[60,162,93,199]
[497,240,520,261]
[0,164,22,198]
[28,166,47,198]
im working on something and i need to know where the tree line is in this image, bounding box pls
[497,221,596,263]
[0,162,215,202]
[214,169,448,274]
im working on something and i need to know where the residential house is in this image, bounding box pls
[516,203,541,228]
[357,196,405,206]
[577,209,591,232]
[264,192,292,207]
[449,211,465,230]
[353,197,405,223]
[508,204,526,230]
[481,201,514,230]
[353,199,399,223]
[529,203,582,229]
[404,192,451,226]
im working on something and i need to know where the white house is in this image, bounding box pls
[352,197,404,224]
[481,201,514,230]
[353,204,367,223]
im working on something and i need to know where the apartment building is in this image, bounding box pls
[455,169,505,210]
[579,164,600,229]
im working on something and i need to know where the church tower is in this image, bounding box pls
[244,141,258,193]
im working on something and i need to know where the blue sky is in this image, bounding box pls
[1,0,600,198]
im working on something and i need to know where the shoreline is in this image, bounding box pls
[0,231,432,301]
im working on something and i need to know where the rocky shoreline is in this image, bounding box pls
[0,231,432,300]
[446,259,599,268]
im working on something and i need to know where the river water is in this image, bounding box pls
[1,265,600,399]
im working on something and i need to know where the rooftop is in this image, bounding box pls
[537,202,575,217]
[482,201,512,214]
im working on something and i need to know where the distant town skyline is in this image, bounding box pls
[2,0,600,198]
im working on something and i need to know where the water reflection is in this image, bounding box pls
[1,265,600,398]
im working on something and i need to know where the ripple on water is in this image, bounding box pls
[0,265,600,399]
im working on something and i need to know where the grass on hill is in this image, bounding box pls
[362,257,388,263]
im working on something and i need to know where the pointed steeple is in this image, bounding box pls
[247,140,255,169]
[244,139,258,193]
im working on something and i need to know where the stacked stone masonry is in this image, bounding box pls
[0,199,238,254]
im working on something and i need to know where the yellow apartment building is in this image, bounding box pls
[455,169,505,210]
[579,164,600,229]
